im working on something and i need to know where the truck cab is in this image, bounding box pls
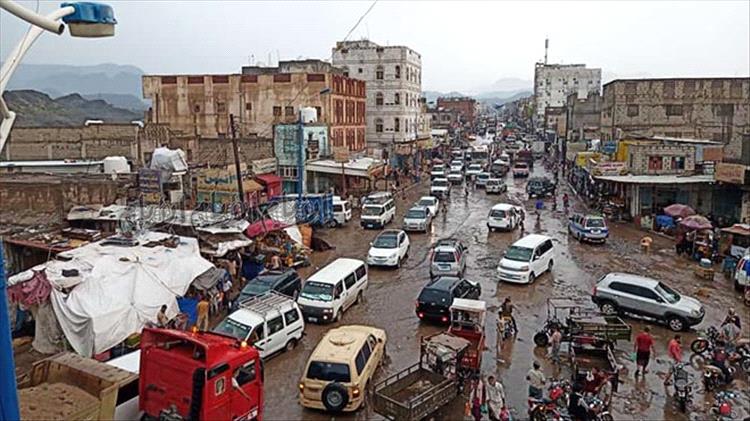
[139,328,264,421]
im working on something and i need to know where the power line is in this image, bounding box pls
[343,0,378,42]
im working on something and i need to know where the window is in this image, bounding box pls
[284,309,300,326]
[648,156,663,171]
[344,273,356,289]
[116,379,140,405]
[273,74,291,83]
[314,106,322,120]
[306,73,325,82]
[216,101,226,113]
[715,104,734,117]
[625,82,637,94]
[394,118,400,132]
[245,102,252,111]
[307,362,351,383]
[355,265,367,281]
[665,104,683,116]
[214,377,226,396]
[355,347,367,374]
[375,92,384,106]
[672,156,686,170]
[273,106,282,117]
[395,65,401,79]
[394,93,400,105]
[626,105,639,117]
[375,118,383,133]
[343,68,349,77]
[267,316,284,335]
[333,282,343,298]
[285,106,295,117]
[358,67,363,74]
[234,360,257,386]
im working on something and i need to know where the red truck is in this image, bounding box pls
[139,328,264,421]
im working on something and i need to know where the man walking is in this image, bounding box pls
[549,327,562,364]
[634,326,655,377]
[196,295,210,331]
[664,334,683,385]
[526,361,546,399]
[485,375,506,421]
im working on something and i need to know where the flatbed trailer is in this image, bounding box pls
[570,341,621,392]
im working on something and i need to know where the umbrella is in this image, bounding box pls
[679,215,712,231]
[664,204,695,218]
[245,219,289,238]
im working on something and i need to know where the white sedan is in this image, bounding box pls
[367,229,410,268]
[417,196,439,216]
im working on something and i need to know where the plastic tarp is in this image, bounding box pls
[245,219,289,238]
[9,232,212,356]
[150,147,188,173]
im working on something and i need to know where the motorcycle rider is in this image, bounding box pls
[500,297,517,334]
[711,340,732,384]
[720,319,741,353]
[664,334,684,385]
[722,307,741,329]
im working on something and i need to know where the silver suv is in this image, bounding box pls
[429,239,467,278]
[591,273,705,332]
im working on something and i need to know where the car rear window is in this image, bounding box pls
[491,210,506,218]
[419,289,450,304]
[306,361,351,383]
[433,251,456,263]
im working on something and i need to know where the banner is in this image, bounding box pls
[715,162,748,185]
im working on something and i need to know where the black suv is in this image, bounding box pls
[237,268,302,304]
[526,177,555,198]
[415,276,481,323]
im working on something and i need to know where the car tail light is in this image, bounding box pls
[352,387,361,398]
[418,312,424,319]
[441,316,448,323]
[299,383,304,392]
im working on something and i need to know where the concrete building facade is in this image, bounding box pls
[533,63,601,124]
[436,97,477,126]
[142,60,366,152]
[565,91,602,142]
[331,40,427,150]
[600,78,750,160]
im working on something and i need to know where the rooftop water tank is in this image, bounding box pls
[300,107,317,123]
[103,156,130,174]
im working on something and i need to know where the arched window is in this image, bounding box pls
[375,92,384,106]
[395,65,401,79]
[375,118,383,133]
[376,66,384,80]
[394,117,400,132]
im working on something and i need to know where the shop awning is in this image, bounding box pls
[594,174,714,185]
[306,157,383,178]
[722,224,750,236]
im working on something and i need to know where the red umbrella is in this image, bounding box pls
[664,204,695,218]
[679,215,712,231]
[245,219,289,238]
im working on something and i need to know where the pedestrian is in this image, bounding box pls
[664,334,683,385]
[485,375,506,421]
[196,295,210,331]
[634,326,655,377]
[157,304,169,328]
[469,378,484,421]
[549,327,562,364]
[519,208,526,233]
[500,297,517,334]
[526,361,546,399]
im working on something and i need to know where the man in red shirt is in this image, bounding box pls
[634,326,655,377]
[664,334,682,385]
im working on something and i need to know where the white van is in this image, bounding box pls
[497,234,555,284]
[332,196,352,226]
[487,203,522,231]
[298,258,368,323]
[106,350,141,421]
[361,197,396,229]
[213,292,305,358]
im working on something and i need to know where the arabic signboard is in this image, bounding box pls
[592,161,627,177]
[333,147,350,163]
[138,168,161,193]
[715,162,748,185]
[602,139,617,154]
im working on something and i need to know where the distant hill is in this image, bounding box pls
[3,90,142,127]
[423,90,468,103]
[2,63,148,111]
[475,90,532,106]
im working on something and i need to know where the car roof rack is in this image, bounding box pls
[237,291,292,318]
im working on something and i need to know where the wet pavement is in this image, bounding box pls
[262,163,749,421]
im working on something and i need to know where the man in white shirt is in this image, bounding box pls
[485,375,506,421]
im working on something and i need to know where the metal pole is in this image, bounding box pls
[229,114,245,207]
[297,112,304,199]
[0,241,20,421]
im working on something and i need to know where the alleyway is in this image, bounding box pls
[261,164,749,420]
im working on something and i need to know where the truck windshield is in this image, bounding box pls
[213,317,251,341]
[307,361,351,383]
[505,246,533,262]
[655,282,681,304]
[300,281,334,301]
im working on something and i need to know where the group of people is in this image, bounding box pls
[469,375,510,421]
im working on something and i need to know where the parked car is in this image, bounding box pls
[447,169,464,184]
[568,214,609,243]
[430,164,446,179]
[403,206,433,233]
[497,234,554,284]
[367,229,410,268]
[417,196,439,215]
[466,163,483,177]
[299,325,387,412]
[487,203,522,232]
[526,177,555,198]
[512,162,530,178]
[429,238,468,277]
[298,258,368,323]
[214,292,304,359]
[591,273,705,331]
[485,178,507,194]
[430,178,451,198]
[332,196,352,226]
[415,276,481,323]
[237,268,302,302]
[476,172,491,188]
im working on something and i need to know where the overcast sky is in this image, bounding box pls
[2,0,748,92]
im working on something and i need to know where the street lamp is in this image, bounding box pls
[0,0,117,153]
[0,2,116,419]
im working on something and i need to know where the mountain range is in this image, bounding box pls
[3,90,142,127]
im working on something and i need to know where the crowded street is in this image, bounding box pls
[260,149,749,420]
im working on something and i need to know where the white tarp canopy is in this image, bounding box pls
[150,147,188,173]
[9,232,213,356]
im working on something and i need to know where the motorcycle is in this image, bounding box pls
[703,363,736,392]
[527,380,570,421]
[691,326,720,355]
[710,391,737,421]
[584,395,614,421]
[672,363,692,413]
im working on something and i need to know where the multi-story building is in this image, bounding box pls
[428,106,460,130]
[533,63,601,125]
[436,97,477,126]
[141,60,367,152]
[331,40,427,153]
[565,91,602,142]
[600,78,750,160]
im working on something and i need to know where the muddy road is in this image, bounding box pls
[262,164,749,421]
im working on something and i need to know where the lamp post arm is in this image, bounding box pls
[0,0,70,34]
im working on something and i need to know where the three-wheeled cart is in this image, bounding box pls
[533,298,631,347]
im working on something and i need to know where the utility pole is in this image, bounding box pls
[229,114,245,207]
[297,111,305,199]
